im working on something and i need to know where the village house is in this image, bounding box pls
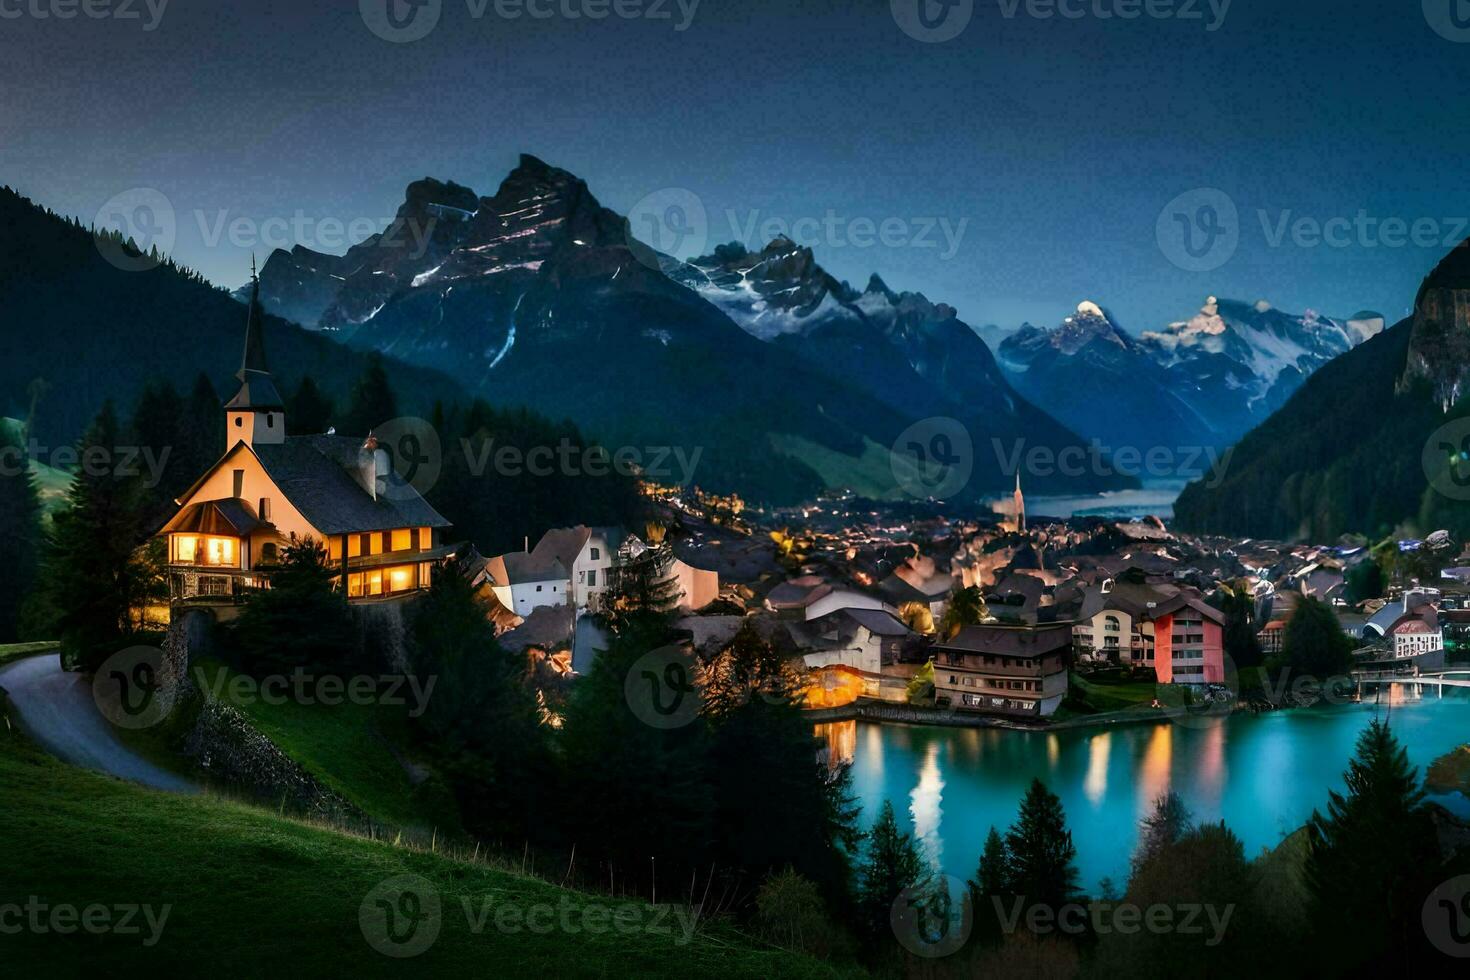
[160,278,454,609]
[933,623,1071,718]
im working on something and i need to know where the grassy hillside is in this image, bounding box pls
[192,658,460,832]
[1,417,71,518]
[0,735,839,978]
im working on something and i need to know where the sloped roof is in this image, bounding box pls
[160,497,267,536]
[938,623,1072,658]
[196,435,452,535]
[485,551,567,586]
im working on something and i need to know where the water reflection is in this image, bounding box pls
[814,720,856,769]
[910,740,945,873]
[1083,733,1111,805]
[1136,723,1172,815]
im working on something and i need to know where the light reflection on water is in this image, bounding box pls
[829,690,1470,892]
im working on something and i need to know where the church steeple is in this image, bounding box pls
[224,259,286,448]
[1013,471,1026,534]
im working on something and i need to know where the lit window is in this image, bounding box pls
[418,527,432,550]
[369,533,383,556]
[349,536,362,558]
[391,528,412,552]
[348,573,364,598]
[328,537,342,561]
[176,536,197,562]
[207,537,235,566]
[368,570,383,596]
[389,567,413,593]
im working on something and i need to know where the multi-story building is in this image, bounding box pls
[933,623,1071,717]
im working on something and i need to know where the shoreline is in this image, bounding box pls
[804,696,1231,733]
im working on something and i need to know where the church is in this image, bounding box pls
[158,273,454,609]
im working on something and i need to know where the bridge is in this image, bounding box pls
[1355,670,1470,694]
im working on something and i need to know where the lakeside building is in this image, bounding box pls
[933,623,1071,717]
[160,276,454,609]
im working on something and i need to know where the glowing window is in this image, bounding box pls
[389,567,413,593]
[391,528,412,552]
[347,573,364,598]
[369,533,383,556]
[175,536,197,562]
[207,537,235,566]
[348,536,362,558]
[418,527,432,550]
[368,570,383,596]
[328,537,343,561]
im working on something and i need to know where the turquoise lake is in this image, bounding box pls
[826,687,1470,892]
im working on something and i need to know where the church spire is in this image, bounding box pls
[224,258,286,447]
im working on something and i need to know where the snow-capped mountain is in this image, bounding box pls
[245,158,1130,503]
[1138,297,1383,442]
[997,302,1214,450]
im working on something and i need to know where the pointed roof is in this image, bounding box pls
[226,261,285,410]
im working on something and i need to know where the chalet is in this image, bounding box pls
[160,276,454,607]
[933,623,1072,718]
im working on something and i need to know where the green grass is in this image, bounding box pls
[2,417,72,519]
[1065,672,1161,714]
[0,735,836,978]
[191,657,461,833]
[0,641,58,667]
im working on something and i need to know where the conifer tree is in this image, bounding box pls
[286,375,333,436]
[340,353,398,437]
[1305,719,1443,966]
[1003,778,1080,912]
[35,403,154,670]
[855,800,926,942]
[0,420,42,642]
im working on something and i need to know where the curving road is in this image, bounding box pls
[0,653,196,793]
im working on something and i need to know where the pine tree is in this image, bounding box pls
[339,353,398,437]
[855,800,927,942]
[602,543,683,632]
[1305,719,1444,967]
[35,403,155,671]
[410,559,550,837]
[231,538,355,674]
[940,585,988,638]
[0,420,42,642]
[1004,778,1079,912]
[1131,791,1192,880]
[286,375,333,436]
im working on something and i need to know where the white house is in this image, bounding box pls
[530,525,631,612]
[482,551,569,617]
